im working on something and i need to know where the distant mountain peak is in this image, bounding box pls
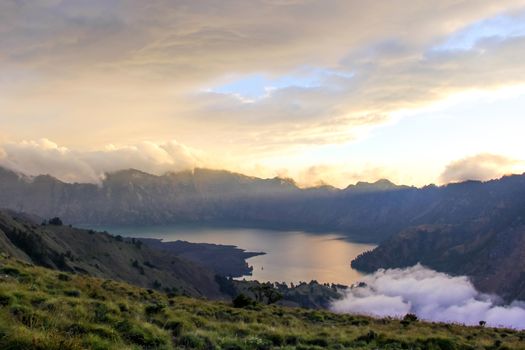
[345,178,405,192]
[355,179,394,186]
[373,179,396,186]
[272,176,298,187]
[107,168,152,177]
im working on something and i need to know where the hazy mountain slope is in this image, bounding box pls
[0,210,224,298]
[350,174,525,300]
[2,166,525,243]
[352,222,525,301]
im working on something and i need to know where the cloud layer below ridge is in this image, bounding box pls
[331,264,525,329]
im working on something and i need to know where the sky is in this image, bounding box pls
[2,0,525,187]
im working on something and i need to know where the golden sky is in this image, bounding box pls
[2,0,525,187]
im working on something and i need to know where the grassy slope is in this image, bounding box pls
[0,256,524,350]
[0,211,224,298]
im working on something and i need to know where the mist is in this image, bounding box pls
[0,139,202,183]
[331,264,525,329]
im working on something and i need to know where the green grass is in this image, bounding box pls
[0,255,524,349]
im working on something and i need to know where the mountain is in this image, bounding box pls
[352,222,525,301]
[0,209,226,298]
[351,174,525,301]
[1,255,522,349]
[2,166,525,243]
[3,165,525,299]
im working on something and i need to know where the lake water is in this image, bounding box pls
[100,225,376,286]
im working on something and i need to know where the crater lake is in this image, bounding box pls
[95,224,376,285]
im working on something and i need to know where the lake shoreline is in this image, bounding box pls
[78,220,381,244]
[82,223,376,285]
[138,237,266,278]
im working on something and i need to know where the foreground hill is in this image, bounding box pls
[3,166,525,243]
[1,255,523,350]
[0,210,343,309]
[0,210,225,298]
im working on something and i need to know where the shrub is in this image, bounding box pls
[264,332,284,346]
[116,320,169,348]
[48,217,63,226]
[165,319,184,337]
[117,303,129,312]
[131,260,145,275]
[64,323,87,336]
[401,313,418,327]
[0,293,12,306]
[10,304,35,326]
[307,337,329,347]
[57,273,71,281]
[93,302,113,323]
[245,336,272,350]
[233,294,256,308]
[356,330,378,343]
[422,337,457,350]
[403,313,418,322]
[176,334,206,349]
[64,290,81,297]
[143,261,156,269]
[1,267,21,277]
[144,302,166,315]
[306,311,324,322]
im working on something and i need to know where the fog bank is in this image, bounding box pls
[331,264,525,329]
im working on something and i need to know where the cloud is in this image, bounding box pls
[1,1,525,152]
[331,264,525,329]
[0,138,409,188]
[0,139,203,183]
[440,153,525,183]
[291,164,397,188]
[1,1,525,185]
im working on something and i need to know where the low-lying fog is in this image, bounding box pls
[331,264,525,329]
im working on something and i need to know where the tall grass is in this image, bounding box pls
[0,255,523,349]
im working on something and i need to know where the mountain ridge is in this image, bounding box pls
[1,165,525,243]
[3,165,525,300]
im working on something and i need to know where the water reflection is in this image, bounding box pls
[100,225,376,285]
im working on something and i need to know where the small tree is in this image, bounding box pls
[403,313,418,322]
[48,217,63,226]
[401,313,418,327]
[249,283,283,305]
[233,293,256,308]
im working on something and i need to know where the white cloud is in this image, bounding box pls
[291,164,397,188]
[331,264,525,329]
[440,153,525,183]
[0,139,203,183]
[2,1,525,151]
[1,2,525,184]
